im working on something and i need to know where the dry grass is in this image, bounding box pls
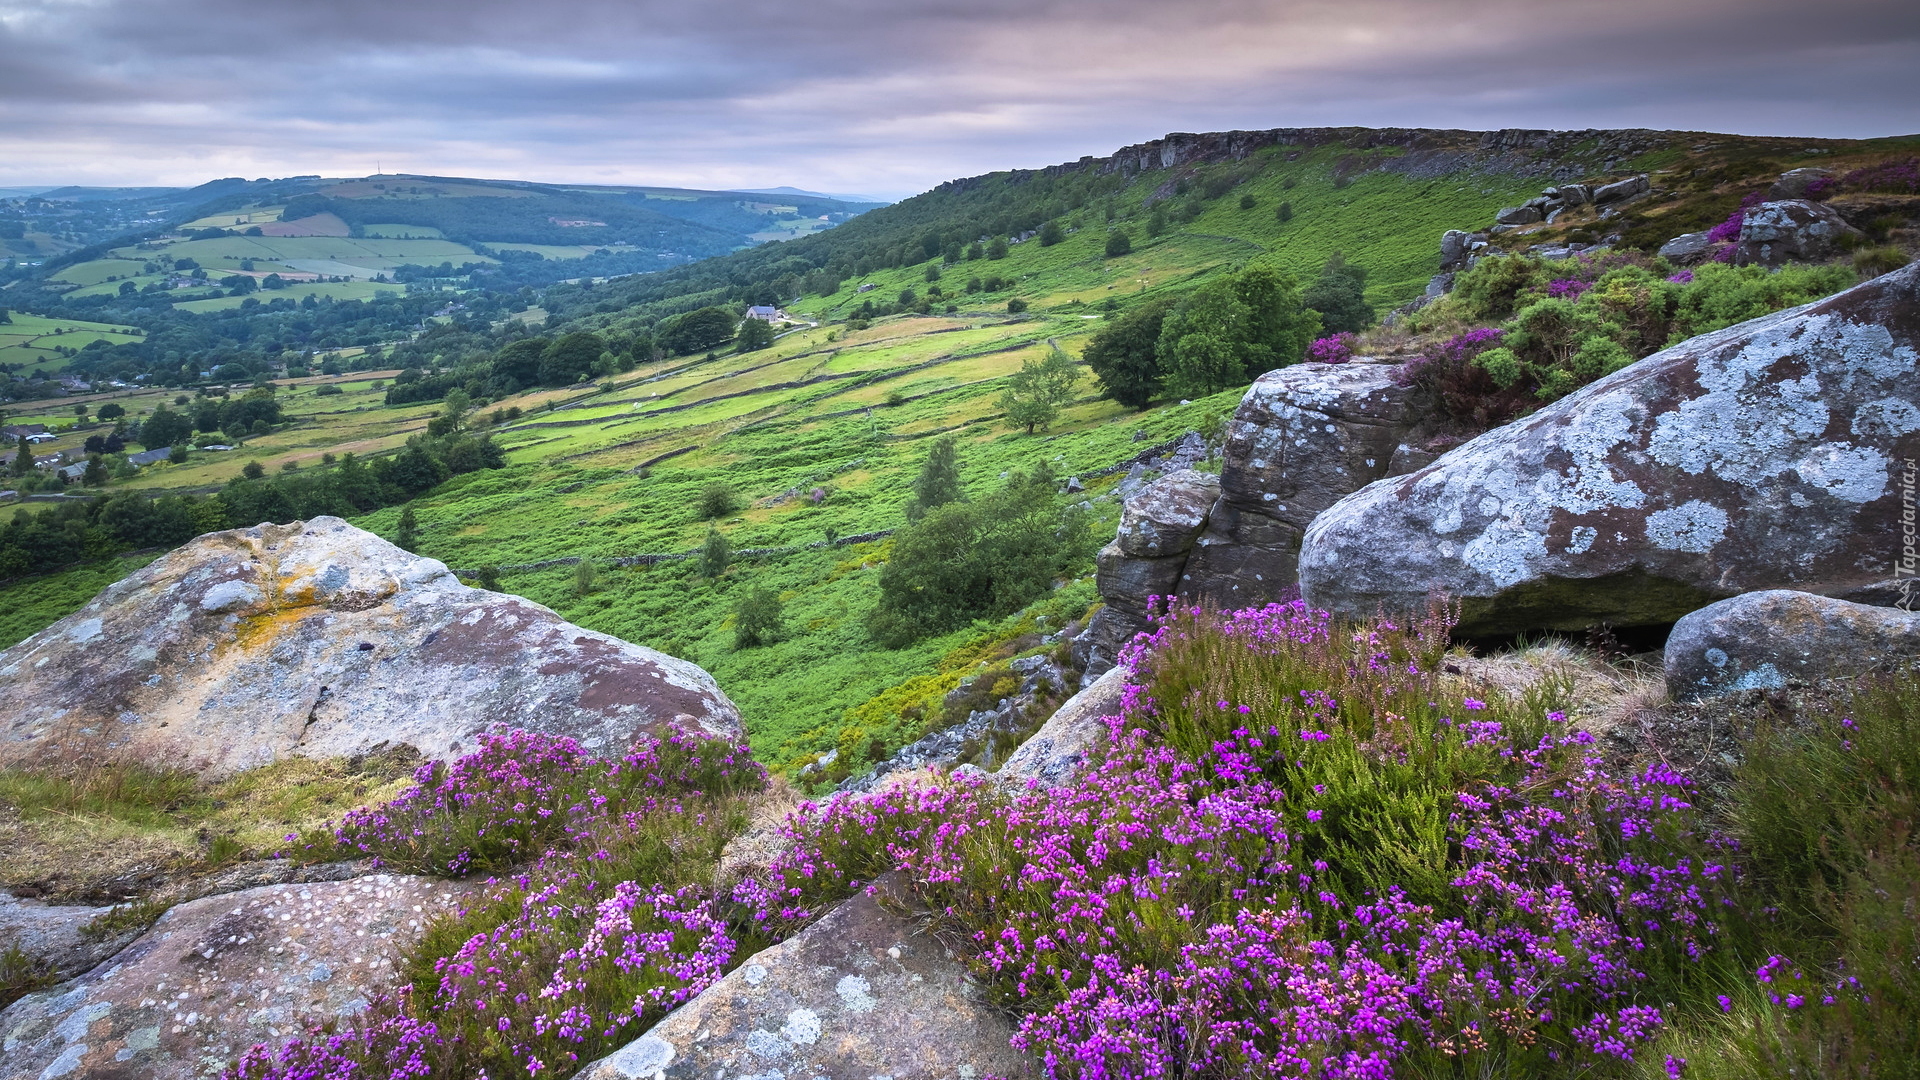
[1447,638,1669,742]
[0,752,418,904]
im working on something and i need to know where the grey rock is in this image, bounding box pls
[577,874,1029,1080]
[1299,261,1920,637]
[998,665,1129,785]
[1665,591,1920,702]
[1439,230,1474,272]
[0,896,126,989]
[1180,362,1425,609]
[1495,204,1543,226]
[1768,167,1836,202]
[1734,199,1864,268]
[0,875,467,1080]
[1424,272,1455,299]
[1554,183,1594,206]
[1080,470,1220,671]
[1658,231,1719,265]
[1592,174,1651,204]
[0,518,743,778]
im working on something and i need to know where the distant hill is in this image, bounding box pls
[739,186,895,205]
[542,125,1920,331]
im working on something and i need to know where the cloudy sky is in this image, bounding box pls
[1,0,1914,198]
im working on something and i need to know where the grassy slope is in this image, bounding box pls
[9,129,1906,769]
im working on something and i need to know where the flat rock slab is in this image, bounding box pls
[0,895,127,989]
[0,516,742,776]
[0,873,467,1080]
[1300,261,1920,637]
[579,874,1029,1080]
[1665,590,1920,701]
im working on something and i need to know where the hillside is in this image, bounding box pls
[3,124,1916,777]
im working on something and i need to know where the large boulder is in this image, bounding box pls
[1079,469,1219,671]
[1768,167,1835,201]
[576,873,1028,1080]
[1665,590,1920,702]
[1593,175,1651,205]
[998,663,1128,785]
[0,874,466,1080]
[1658,231,1719,265]
[1180,361,1427,608]
[1734,199,1864,267]
[0,517,742,777]
[1299,262,1920,637]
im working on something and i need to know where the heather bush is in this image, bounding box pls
[747,601,1729,1077]
[236,729,765,1080]
[1411,256,1853,425]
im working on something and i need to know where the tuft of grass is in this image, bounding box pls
[1,944,60,1011]
[79,898,169,941]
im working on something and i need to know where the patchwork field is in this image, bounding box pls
[0,313,145,373]
[0,307,1237,772]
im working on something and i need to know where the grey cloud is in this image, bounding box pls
[0,0,1913,192]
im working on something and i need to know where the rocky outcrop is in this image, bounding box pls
[1299,262,1920,637]
[842,651,1073,791]
[0,517,742,777]
[1734,199,1864,267]
[1080,469,1219,670]
[997,664,1128,785]
[0,874,466,1080]
[1665,591,1920,702]
[1180,363,1427,608]
[576,873,1027,1080]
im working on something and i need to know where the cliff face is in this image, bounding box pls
[0,516,743,777]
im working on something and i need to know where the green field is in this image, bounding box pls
[0,313,145,373]
[173,281,405,312]
[0,307,1235,771]
[48,233,499,307]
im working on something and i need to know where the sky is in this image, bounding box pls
[0,0,1915,199]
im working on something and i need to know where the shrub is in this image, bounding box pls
[698,481,738,520]
[1104,230,1132,258]
[1239,193,1258,210]
[753,601,1726,1077]
[698,528,731,578]
[1006,298,1029,314]
[571,558,599,596]
[1305,333,1355,364]
[867,467,1089,647]
[241,730,764,1079]
[1038,220,1065,246]
[904,436,964,521]
[732,585,784,648]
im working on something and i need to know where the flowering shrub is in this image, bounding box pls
[1546,277,1591,300]
[1835,155,1919,195]
[751,601,1727,1077]
[233,729,765,1080]
[336,728,764,875]
[1306,333,1356,364]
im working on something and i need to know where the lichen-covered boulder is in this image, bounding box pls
[576,874,1029,1080]
[998,664,1128,785]
[1299,262,1920,637]
[0,517,742,777]
[1768,167,1835,201]
[1180,361,1425,608]
[0,874,466,1080]
[1734,199,1864,267]
[1665,591,1920,702]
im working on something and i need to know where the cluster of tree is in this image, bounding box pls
[867,450,1091,647]
[1082,264,1321,408]
[1300,252,1376,335]
[220,431,504,531]
[0,492,229,579]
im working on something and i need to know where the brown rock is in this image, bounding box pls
[1665,590,1920,702]
[576,874,1029,1080]
[0,517,742,777]
[0,874,467,1080]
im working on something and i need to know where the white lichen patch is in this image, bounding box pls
[835,973,878,1014]
[1644,501,1730,554]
